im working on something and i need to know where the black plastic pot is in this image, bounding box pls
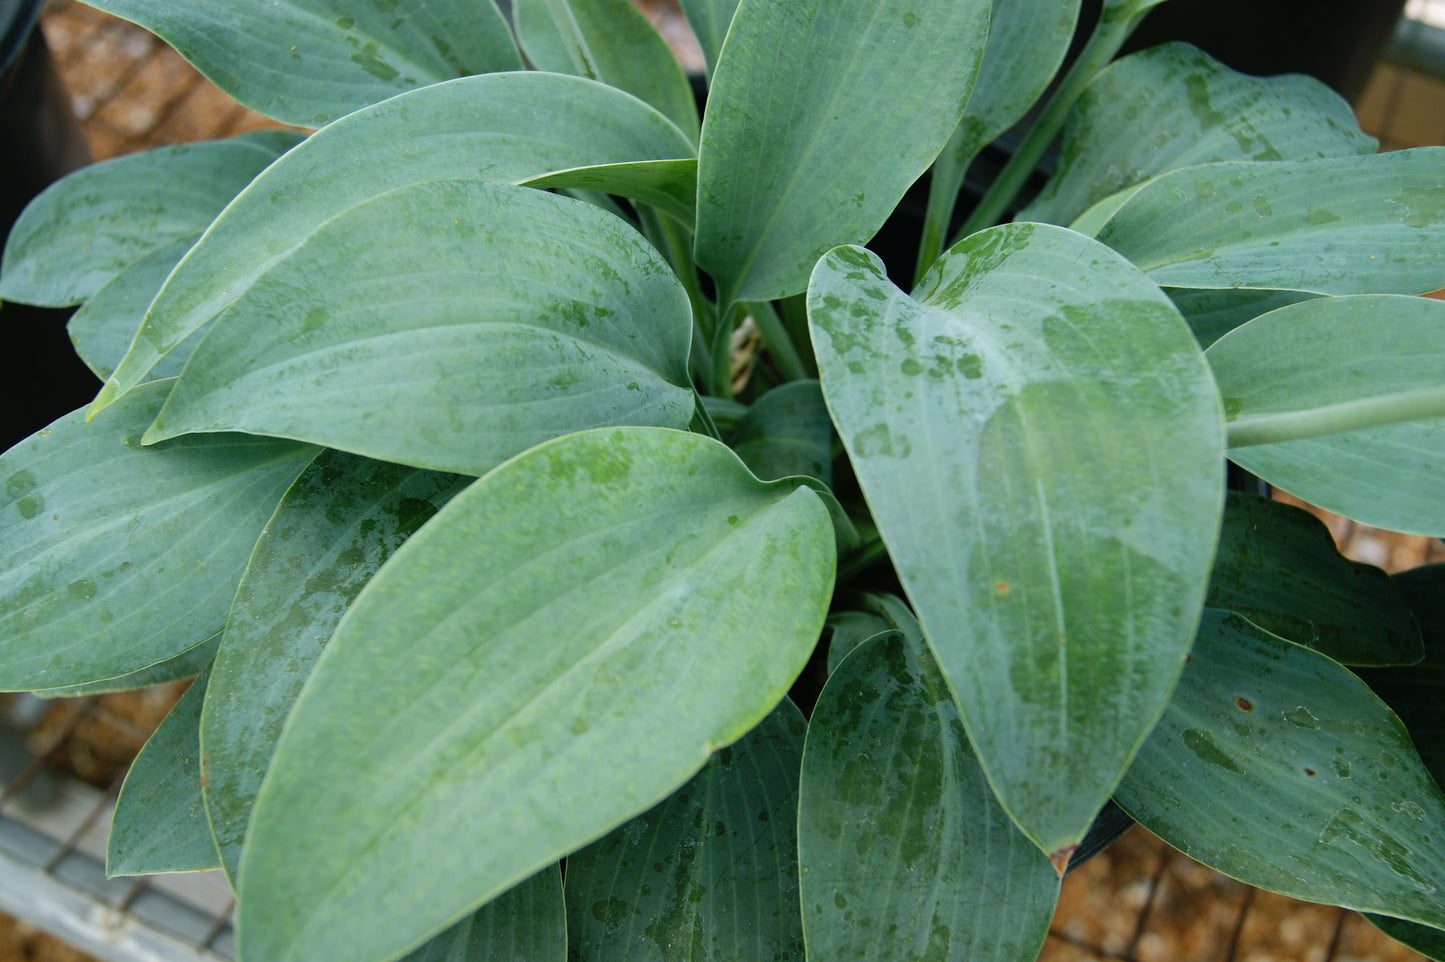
[1,0,95,453]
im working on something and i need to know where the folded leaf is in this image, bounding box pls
[808,225,1224,854]
[202,451,467,882]
[1099,149,1445,296]
[798,633,1060,960]
[145,181,695,476]
[0,381,318,689]
[1208,492,1421,666]
[88,0,521,127]
[0,135,298,307]
[1208,294,1445,534]
[95,72,696,413]
[236,426,834,962]
[520,159,698,227]
[107,666,219,876]
[696,0,991,305]
[1021,42,1374,226]
[565,702,807,961]
[1116,610,1445,929]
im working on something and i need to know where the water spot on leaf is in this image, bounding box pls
[1395,186,1445,228]
[15,494,42,519]
[902,11,917,27]
[1252,195,1273,217]
[350,42,400,82]
[1304,209,1341,226]
[591,897,630,928]
[5,469,36,500]
[1284,706,1319,729]
[1183,728,1244,774]
[336,15,354,28]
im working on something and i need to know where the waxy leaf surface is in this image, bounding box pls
[1208,492,1421,666]
[1116,610,1445,929]
[146,181,694,476]
[88,0,520,126]
[0,381,317,689]
[695,0,990,305]
[679,0,740,81]
[808,225,1225,853]
[202,451,467,882]
[236,427,834,962]
[39,636,218,698]
[565,703,807,961]
[1167,288,1317,349]
[0,135,297,307]
[728,380,832,484]
[798,633,1060,960]
[97,72,696,411]
[401,866,566,962]
[1099,149,1445,296]
[1208,295,1445,534]
[107,666,218,876]
[1022,43,1375,226]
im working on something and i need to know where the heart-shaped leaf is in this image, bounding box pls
[0,135,298,307]
[564,702,807,961]
[808,224,1224,854]
[88,0,521,126]
[107,665,219,876]
[1021,42,1375,226]
[798,632,1060,960]
[1208,294,1445,534]
[696,0,991,305]
[1208,492,1421,666]
[94,72,696,413]
[1115,609,1445,929]
[202,451,467,882]
[0,382,318,689]
[235,426,834,962]
[145,181,695,476]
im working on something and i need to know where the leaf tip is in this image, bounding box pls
[1049,844,1077,878]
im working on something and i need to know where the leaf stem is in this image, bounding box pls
[711,303,736,401]
[746,299,810,383]
[690,387,724,440]
[955,11,1142,240]
[915,131,982,288]
[1227,388,1445,448]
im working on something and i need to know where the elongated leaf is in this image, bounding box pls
[145,181,694,476]
[513,0,574,72]
[1367,914,1445,961]
[107,667,218,876]
[0,135,298,307]
[39,635,219,698]
[1167,287,1317,349]
[1358,565,1445,785]
[402,866,566,962]
[529,0,699,143]
[1099,149,1445,295]
[1115,610,1445,928]
[88,0,520,127]
[695,0,991,305]
[799,633,1060,960]
[1208,492,1421,666]
[1021,43,1375,226]
[728,380,832,484]
[201,451,467,883]
[1208,294,1445,534]
[679,0,740,82]
[565,702,807,961]
[808,225,1225,854]
[93,76,694,414]
[0,382,318,690]
[66,236,199,381]
[236,427,835,962]
[520,159,698,227]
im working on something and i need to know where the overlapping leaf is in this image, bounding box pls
[728,380,832,484]
[1208,492,1421,666]
[94,72,697,413]
[1099,149,1445,296]
[0,381,318,689]
[0,134,298,307]
[201,451,468,882]
[695,0,991,305]
[565,703,807,961]
[235,427,834,962]
[798,633,1060,960]
[401,867,567,962]
[107,667,219,876]
[1167,288,1317,349]
[808,224,1224,854]
[679,0,741,82]
[145,181,695,476]
[1116,610,1445,928]
[87,0,521,127]
[40,636,218,698]
[1021,43,1375,226]
[1208,294,1445,534]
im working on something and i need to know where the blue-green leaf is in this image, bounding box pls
[728,380,832,484]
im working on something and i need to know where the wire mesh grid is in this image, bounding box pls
[4,2,1442,961]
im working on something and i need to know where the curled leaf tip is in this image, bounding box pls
[1049,845,1077,877]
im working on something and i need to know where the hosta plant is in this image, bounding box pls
[3,0,1445,959]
